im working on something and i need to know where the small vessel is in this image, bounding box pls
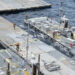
[24,1,75,57]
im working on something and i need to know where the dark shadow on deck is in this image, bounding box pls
[0,5,51,15]
[0,43,6,49]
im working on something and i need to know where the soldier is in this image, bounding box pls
[13,22,16,30]
[15,42,20,52]
[25,14,28,20]
[10,42,20,52]
[53,31,55,38]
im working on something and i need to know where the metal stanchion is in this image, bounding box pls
[25,14,29,60]
[7,63,10,75]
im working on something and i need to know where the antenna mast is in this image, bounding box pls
[59,0,64,18]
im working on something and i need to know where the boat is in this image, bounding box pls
[24,1,75,57]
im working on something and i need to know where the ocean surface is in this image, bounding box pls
[1,0,75,27]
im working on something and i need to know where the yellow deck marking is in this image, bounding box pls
[23,71,30,75]
[0,50,5,53]
[11,70,30,75]
[5,58,18,68]
[63,60,68,64]
[11,71,19,75]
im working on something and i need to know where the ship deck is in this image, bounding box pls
[0,16,75,75]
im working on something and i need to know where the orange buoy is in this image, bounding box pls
[70,43,73,48]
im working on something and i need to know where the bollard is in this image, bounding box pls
[32,64,37,75]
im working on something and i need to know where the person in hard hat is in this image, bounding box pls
[64,21,69,28]
[15,43,20,52]
[25,14,28,20]
[53,31,55,38]
[13,22,16,30]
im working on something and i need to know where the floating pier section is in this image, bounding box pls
[0,0,51,13]
[24,17,74,57]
